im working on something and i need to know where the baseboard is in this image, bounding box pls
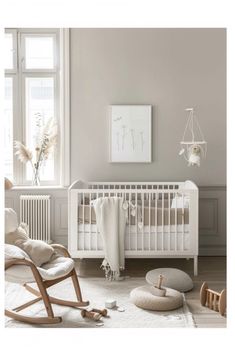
[199,245,226,256]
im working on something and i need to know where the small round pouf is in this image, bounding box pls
[146,268,193,292]
[130,286,183,311]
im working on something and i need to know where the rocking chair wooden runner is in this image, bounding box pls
[5,244,89,325]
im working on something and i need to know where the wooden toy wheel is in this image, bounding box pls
[200,282,208,306]
[219,289,226,316]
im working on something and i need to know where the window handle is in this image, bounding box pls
[19,57,25,71]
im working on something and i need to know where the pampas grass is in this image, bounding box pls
[14,117,57,184]
[14,141,33,164]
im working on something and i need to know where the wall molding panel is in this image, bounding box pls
[54,197,68,236]
[199,198,219,236]
[199,186,226,256]
[5,185,226,256]
[5,197,15,210]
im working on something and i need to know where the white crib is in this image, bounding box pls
[68,180,199,275]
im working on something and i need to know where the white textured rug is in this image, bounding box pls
[5,277,195,328]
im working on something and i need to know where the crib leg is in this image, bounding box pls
[194,256,198,276]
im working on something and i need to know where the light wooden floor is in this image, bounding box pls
[76,256,226,328]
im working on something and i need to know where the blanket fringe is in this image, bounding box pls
[100,260,123,281]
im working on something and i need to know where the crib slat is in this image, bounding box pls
[168,191,171,251]
[96,192,98,250]
[34,199,37,241]
[136,192,138,251]
[155,192,158,251]
[30,199,33,239]
[35,200,37,240]
[175,192,178,251]
[182,193,185,251]
[142,187,144,251]
[38,199,40,241]
[162,192,164,251]
[32,198,35,239]
[129,192,131,251]
[89,192,91,250]
[20,198,23,224]
[44,198,47,242]
[149,193,151,251]
[83,193,85,251]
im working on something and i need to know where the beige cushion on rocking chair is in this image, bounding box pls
[5,244,74,284]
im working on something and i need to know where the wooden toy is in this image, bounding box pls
[150,274,166,297]
[200,282,226,316]
[81,309,102,321]
[91,308,108,317]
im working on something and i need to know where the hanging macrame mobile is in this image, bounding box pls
[179,108,207,167]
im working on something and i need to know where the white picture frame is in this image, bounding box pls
[109,105,152,163]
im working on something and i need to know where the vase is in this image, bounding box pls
[32,168,40,186]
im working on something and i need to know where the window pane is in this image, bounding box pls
[5,33,14,70]
[4,77,13,180]
[25,36,54,69]
[25,77,55,181]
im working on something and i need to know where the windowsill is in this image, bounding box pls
[9,185,68,191]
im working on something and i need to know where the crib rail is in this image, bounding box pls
[69,180,196,191]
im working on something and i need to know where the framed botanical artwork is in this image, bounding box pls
[109,105,152,163]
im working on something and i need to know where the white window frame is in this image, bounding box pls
[59,28,70,187]
[4,28,70,187]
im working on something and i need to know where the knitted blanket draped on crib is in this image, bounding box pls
[92,197,126,280]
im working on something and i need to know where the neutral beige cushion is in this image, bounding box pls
[130,286,183,311]
[146,268,193,292]
[16,238,55,267]
[6,223,55,267]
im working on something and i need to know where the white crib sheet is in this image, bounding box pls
[77,224,190,251]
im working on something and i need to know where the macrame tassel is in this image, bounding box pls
[100,259,121,281]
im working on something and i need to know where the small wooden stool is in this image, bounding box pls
[200,282,226,316]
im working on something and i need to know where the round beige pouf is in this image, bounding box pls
[146,268,193,292]
[130,286,183,311]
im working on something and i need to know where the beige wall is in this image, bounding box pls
[5,29,226,255]
[70,28,226,186]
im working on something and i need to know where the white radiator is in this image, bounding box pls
[20,195,51,243]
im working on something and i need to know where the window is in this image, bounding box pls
[4,33,14,70]
[4,28,70,186]
[24,35,55,69]
[25,77,55,181]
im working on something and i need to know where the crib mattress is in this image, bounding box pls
[77,224,190,251]
[78,204,189,226]
[78,223,190,233]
